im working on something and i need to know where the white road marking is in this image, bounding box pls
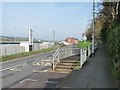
[46,81,57,84]
[44,63,51,66]
[33,69,48,72]
[10,68,21,71]
[41,59,51,62]
[33,62,42,66]
[22,63,28,66]
[19,79,37,83]
[33,61,51,66]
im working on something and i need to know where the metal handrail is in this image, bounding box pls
[52,48,59,71]
[53,48,59,59]
[52,43,98,71]
[52,47,80,71]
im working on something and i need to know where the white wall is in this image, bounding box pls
[0,42,54,57]
[0,44,21,57]
[20,41,29,52]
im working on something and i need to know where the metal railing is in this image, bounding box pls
[52,48,60,71]
[52,46,80,71]
[52,43,98,71]
[80,48,87,68]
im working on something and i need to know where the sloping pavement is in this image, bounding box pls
[56,45,117,88]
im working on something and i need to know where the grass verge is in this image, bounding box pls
[1,48,57,62]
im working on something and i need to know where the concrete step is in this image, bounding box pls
[55,68,72,73]
[60,60,77,63]
[57,62,74,66]
[56,65,72,69]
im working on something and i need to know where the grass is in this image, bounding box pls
[77,41,92,48]
[1,47,57,62]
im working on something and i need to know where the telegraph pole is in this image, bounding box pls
[92,0,95,54]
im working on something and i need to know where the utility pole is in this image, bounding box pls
[92,0,95,54]
[29,27,33,51]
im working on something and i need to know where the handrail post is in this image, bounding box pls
[88,46,90,57]
[80,49,83,68]
[85,48,87,62]
[52,56,54,71]
[58,48,60,62]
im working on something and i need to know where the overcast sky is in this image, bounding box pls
[2,2,94,41]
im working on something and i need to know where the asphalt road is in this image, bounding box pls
[1,45,75,88]
[1,50,55,88]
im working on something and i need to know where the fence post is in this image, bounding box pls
[83,49,85,63]
[52,57,54,71]
[80,49,83,68]
[84,49,87,62]
[58,48,60,62]
[5,47,7,56]
[88,46,90,57]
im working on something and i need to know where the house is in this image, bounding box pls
[65,37,79,44]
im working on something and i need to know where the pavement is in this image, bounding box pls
[56,45,118,89]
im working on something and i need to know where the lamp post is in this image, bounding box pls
[92,0,95,54]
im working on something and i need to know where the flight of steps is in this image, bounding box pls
[55,55,79,73]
